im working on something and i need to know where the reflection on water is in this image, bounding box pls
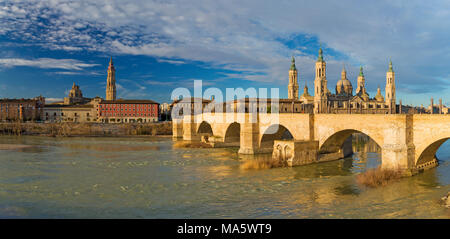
[0,135,448,218]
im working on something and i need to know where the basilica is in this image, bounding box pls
[289,47,396,114]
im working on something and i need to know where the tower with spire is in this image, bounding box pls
[314,45,329,113]
[288,56,299,100]
[356,66,366,95]
[385,60,396,113]
[106,57,116,101]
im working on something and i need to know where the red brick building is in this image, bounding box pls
[98,99,159,123]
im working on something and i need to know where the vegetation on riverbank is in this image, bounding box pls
[240,158,287,170]
[356,167,403,187]
[0,121,172,137]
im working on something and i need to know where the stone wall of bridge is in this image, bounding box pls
[412,115,450,170]
[174,112,450,173]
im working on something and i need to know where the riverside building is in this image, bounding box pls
[98,99,159,123]
[0,96,45,121]
[43,57,159,123]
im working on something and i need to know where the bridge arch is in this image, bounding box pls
[197,121,213,136]
[416,137,449,166]
[224,122,240,143]
[319,129,382,155]
[260,124,294,150]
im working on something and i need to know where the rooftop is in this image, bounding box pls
[44,104,94,108]
[100,99,159,104]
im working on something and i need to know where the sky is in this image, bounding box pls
[0,0,449,106]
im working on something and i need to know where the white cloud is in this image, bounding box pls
[51,71,102,76]
[156,59,186,65]
[0,58,99,70]
[45,98,63,103]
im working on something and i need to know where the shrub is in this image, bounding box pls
[356,167,403,187]
[239,158,287,170]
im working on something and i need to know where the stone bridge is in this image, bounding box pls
[173,113,450,174]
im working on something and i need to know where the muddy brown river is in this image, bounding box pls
[0,135,449,218]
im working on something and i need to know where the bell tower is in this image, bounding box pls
[356,66,366,95]
[288,56,299,100]
[314,46,328,113]
[106,57,116,101]
[385,60,396,113]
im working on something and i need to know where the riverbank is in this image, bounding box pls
[0,121,172,137]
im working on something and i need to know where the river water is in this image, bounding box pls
[0,135,449,218]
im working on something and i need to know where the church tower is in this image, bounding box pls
[106,57,116,101]
[288,56,299,100]
[356,66,366,95]
[314,46,328,113]
[385,60,396,113]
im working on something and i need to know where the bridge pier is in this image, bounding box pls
[172,119,184,140]
[273,140,319,166]
[271,136,353,167]
[238,121,260,154]
[182,116,201,141]
[381,143,415,172]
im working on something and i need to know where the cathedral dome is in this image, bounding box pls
[336,78,352,87]
[336,67,353,95]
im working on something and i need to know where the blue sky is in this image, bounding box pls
[0,0,449,106]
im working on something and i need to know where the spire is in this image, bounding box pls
[317,44,323,62]
[341,64,347,79]
[108,57,115,71]
[290,56,296,70]
[359,66,364,77]
[388,59,393,72]
[302,79,311,97]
